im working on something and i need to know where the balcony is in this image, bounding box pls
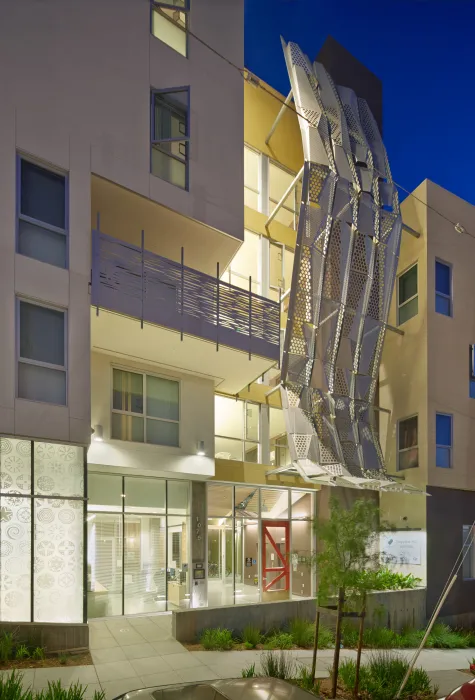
[91,231,281,393]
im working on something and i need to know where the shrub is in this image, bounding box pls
[289,619,314,648]
[200,628,233,651]
[264,632,293,650]
[259,650,297,680]
[15,646,30,661]
[0,670,33,700]
[241,663,256,678]
[357,567,422,592]
[464,630,475,647]
[39,681,105,700]
[0,632,16,663]
[339,651,436,700]
[341,621,359,648]
[298,664,321,694]
[428,623,469,649]
[31,648,45,661]
[316,623,334,649]
[398,627,424,649]
[242,625,261,649]
[363,626,400,649]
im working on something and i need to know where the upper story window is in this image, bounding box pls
[397,415,418,470]
[436,412,452,468]
[151,88,189,190]
[222,229,261,294]
[269,161,299,229]
[269,406,289,468]
[112,368,179,447]
[269,241,295,300]
[397,263,418,325]
[151,1,189,57]
[244,146,260,210]
[17,299,67,405]
[214,395,259,462]
[435,260,452,316]
[17,157,68,269]
[462,524,475,580]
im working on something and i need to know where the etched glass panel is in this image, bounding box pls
[34,443,84,497]
[0,495,31,621]
[34,497,83,622]
[0,438,31,494]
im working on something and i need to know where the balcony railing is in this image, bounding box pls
[91,231,280,362]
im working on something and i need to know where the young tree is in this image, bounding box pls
[312,496,382,698]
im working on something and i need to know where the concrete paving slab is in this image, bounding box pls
[94,660,137,683]
[91,647,127,665]
[151,640,188,656]
[100,678,143,700]
[428,670,471,697]
[139,671,182,688]
[164,652,203,671]
[129,656,173,676]
[34,666,99,689]
[122,643,157,660]
[177,666,220,683]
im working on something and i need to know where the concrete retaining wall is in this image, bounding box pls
[172,588,427,643]
[0,623,89,653]
[173,599,317,643]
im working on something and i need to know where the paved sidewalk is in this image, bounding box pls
[1,615,474,700]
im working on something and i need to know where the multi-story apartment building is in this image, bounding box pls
[380,181,475,627]
[0,1,318,628]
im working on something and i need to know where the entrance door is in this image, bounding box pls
[262,520,290,602]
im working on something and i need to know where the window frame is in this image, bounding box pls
[436,412,453,469]
[214,396,260,462]
[435,259,452,317]
[111,365,181,448]
[397,262,418,326]
[268,158,299,230]
[397,414,419,471]
[16,297,68,406]
[16,154,69,269]
[150,0,189,58]
[150,86,190,190]
[462,524,475,581]
[244,144,261,211]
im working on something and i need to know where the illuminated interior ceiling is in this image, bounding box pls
[276,40,419,493]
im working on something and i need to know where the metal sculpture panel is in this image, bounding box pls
[279,40,407,490]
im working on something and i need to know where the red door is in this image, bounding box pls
[262,520,290,593]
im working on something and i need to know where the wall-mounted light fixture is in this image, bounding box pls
[197,440,205,456]
[92,425,103,442]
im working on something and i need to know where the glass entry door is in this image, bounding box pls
[262,520,290,602]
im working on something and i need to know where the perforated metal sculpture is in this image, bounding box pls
[278,40,407,490]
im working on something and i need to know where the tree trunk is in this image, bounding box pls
[354,596,366,698]
[311,610,320,684]
[331,587,345,699]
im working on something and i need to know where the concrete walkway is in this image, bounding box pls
[1,615,474,700]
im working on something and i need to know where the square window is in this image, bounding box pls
[435,261,452,317]
[151,89,189,189]
[151,1,189,57]
[398,415,418,470]
[17,300,66,405]
[269,161,298,229]
[112,368,179,447]
[18,158,67,268]
[436,413,452,468]
[398,264,418,325]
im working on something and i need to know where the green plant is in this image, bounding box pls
[341,621,359,648]
[31,648,45,661]
[37,681,105,700]
[264,632,293,650]
[0,631,16,663]
[15,645,30,661]
[316,623,334,649]
[339,651,437,700]
[363,626,400,649]
[297,664,321,694]
[200,628,233,651]
[259,650,297,680]
[428,623,469,649]
[242,625,261,649]
[0,670,34,700]
[58,653,69,666]
[399,627,424,649]
[241,663,256,678]
[289,618,314,648]
[356,567,422,592]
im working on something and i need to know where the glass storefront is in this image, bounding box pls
[207,483,315,607]
[0,437,86,623]
[87,474,190,618]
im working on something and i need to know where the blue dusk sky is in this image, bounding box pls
[245,0,475,205]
